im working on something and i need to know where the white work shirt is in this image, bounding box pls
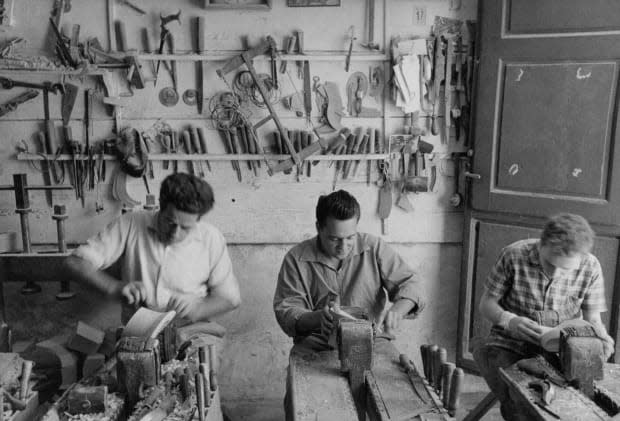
[73,211,236,314]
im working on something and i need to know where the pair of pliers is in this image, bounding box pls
[163,33,177,92]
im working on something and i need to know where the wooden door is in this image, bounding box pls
[457,0,620,371]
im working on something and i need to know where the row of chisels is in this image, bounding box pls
[419,343,464,416]
[218,123,262,182]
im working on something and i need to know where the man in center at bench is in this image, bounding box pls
[273,189,425,351]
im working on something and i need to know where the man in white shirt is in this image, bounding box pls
[66,173,241,323]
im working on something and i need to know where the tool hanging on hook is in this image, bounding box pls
[345,26,356,72]
[155,11,181,89]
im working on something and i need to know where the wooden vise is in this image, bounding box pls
[338,319,374,420]
[116,336,161,410]
[559,320,605,398]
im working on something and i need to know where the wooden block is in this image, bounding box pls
[0,353,24,388]
[66,321,105,355]
[67,385,107,415]
[36,335,78,389]
[83,353,105,378]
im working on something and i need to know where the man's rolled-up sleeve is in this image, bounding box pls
[206,230,236,290]
[273,253,312,338]
[377,239,425,318]
[72,215,130,270]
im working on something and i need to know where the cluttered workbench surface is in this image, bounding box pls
[289,335,454,421]
[501,358,620,420]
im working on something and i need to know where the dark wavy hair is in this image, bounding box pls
[159,173,214,216]
[541,213,594,255]
[315,190,361,228]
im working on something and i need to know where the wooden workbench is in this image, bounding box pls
[500,361,620,420]
[289,338,450,421]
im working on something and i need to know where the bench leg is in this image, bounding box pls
[462,392,498,421]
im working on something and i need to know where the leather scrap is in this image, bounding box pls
[115,127,148,178]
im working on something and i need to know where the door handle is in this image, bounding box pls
[463,171,481,180]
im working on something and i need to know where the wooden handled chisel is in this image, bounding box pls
[245,124,258,176]
[181,130,195,175]
[342,129,364,179]
[197,126,211,172]
[190,127,205,177]
[230,128,243,181]
[351,134,369,177]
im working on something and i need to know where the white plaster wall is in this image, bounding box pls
[0,0,477,403]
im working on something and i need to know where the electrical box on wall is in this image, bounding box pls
[203,0,272,10]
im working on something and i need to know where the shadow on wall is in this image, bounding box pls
[392,243,463,371]
[4,281,121,343]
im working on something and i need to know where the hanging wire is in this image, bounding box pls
[232,70,280,108]
[208,91,250,131]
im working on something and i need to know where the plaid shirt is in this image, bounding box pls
[485,239,607,323]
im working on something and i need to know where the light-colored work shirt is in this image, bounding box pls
[273,233,424,343]
[73,211,236,315]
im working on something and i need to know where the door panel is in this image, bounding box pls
[471,0,620,225]
[457,212,619,370]
[507,0,620,35]
[496,62,615,199]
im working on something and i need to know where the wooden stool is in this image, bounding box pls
[462,392,498,421]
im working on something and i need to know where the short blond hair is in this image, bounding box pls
[541,213,594,255]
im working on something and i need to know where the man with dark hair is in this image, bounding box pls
[66,173,240,323]
[474,213,614,421]
[274,189,424,351]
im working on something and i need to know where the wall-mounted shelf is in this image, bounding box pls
[18,153,392,162]
[137,52,388,62]
[203,0,272,9]
[0,51,387,75]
